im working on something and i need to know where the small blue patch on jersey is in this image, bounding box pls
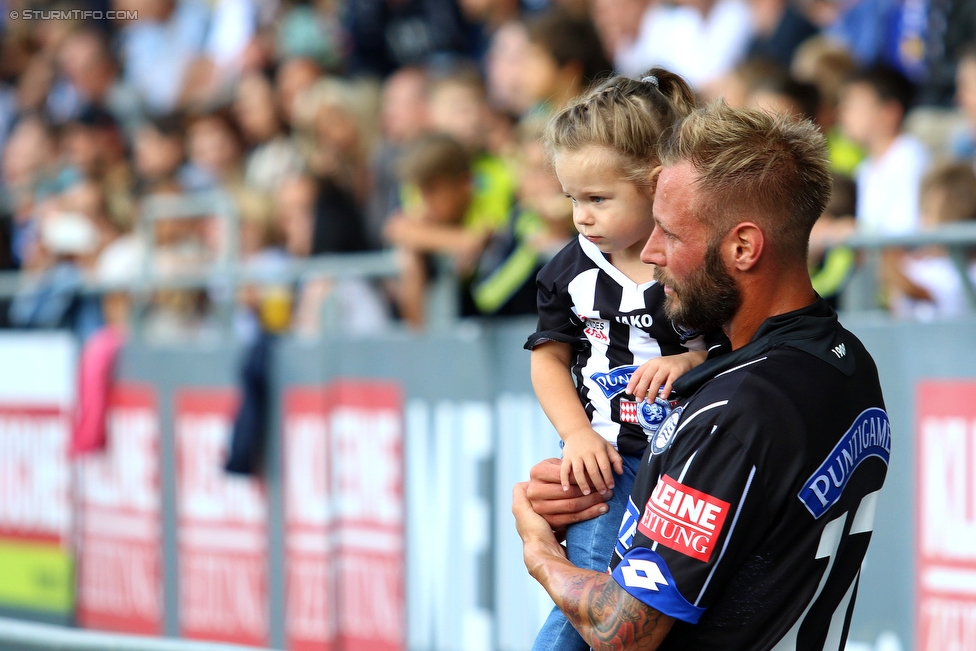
[649,406,684,455]
[637,397,672,435]
[590,365,639,399]
[798,407,891,519]
[614,498,641,559]
[611,546,706,624]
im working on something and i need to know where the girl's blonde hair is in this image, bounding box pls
[543,68,697,189]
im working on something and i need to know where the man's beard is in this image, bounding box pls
[655,241,740,334]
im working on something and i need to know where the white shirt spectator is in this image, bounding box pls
[892,255,976,321]
[855,134,930,235]
[118,0,210,115]
[615,0,753,89]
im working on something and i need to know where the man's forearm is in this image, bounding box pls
[525,540,674,651]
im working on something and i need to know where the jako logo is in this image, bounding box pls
[639,475,730,563]
[832,343,847,358]
[591,365,639,399]
[615,314,653,328]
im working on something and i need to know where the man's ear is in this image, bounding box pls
[727,222,764,271]
[646,165,663,199]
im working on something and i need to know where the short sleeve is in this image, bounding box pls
[524,264,585,350]
[612,412,769,622]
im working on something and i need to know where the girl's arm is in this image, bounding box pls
[531,341,623,496]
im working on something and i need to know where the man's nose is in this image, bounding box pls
[641,224,665,266]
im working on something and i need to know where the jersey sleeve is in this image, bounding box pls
[611,407,770,623]
[524,260,585,350]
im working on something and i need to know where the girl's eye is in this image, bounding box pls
[590,196,605,204]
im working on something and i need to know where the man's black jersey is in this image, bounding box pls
[608,298,890,651]
[525,235,703,456]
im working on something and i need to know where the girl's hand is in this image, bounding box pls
[560,429,622,496]
[626,350,707,400]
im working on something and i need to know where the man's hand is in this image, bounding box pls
[526,458,612,530]
[514,479,675,651]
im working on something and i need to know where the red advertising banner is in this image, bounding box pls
[0,404,72,543]
[174,389,268,647]
[76,385,162,634]
[916,380,976,651]
[282,381,404,651]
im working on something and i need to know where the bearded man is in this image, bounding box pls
[513,103,891,651]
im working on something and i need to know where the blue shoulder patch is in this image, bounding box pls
[611,547,706,624]
[798,407,891,519]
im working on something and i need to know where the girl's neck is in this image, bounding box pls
[609,247,656,284]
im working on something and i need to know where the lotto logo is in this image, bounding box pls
[620,558,668,591]
[619,400,639,424]
[639,475,730,563]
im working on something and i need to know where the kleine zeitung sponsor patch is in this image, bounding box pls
[639,475,730,563]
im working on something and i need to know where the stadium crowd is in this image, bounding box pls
[0,0,975,341]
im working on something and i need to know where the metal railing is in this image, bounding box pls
[840,222,976,312]
[0,617,272,651]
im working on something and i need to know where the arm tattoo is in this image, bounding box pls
[559,571,670,650]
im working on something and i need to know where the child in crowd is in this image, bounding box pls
[839,65,930,236]
[524,69,709,651]
[427,64,516,235]
[466,118,575,317]
[384,133,490,326]
[516,8,613,116]
[791,37,864,175]
[884,161,976,320]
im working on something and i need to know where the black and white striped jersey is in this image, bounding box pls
[608,298,890,651]
[525,235,703,456]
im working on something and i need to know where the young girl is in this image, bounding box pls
[524,68,706,651]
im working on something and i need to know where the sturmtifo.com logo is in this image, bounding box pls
[8,9,138,20]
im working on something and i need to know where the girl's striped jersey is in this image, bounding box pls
[609,299,890,650]
[525,235,703,456]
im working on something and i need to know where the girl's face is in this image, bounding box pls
[553,145,655,258]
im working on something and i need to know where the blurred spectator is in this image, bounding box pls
[2,114,77,267]
[712,56,785,106]
[234,71,305,193]
[343,0,472,77]
[49,28,143,132]
[9,180,114,339]
[839,65,929,235]
[60,108,137,233]
[114,0,210,116]
[809,172,858,308]
[948,43,976,159]
[791,37,864,175]
[274,56,322,129]
[485,20,534,116]
[183,111,245,192]
[467,118,572,316]
[133,115,189,194]
[590,0,652,78]
[457,0,521,61]
[746,73,820,121]
[275,0,346,70]
[517,8,612,114]
[885,161,976,319]
[293,77,380,207]
[384,133,487,327]
[744,0,819,66]
[611,0,753,91]
[366,66,431,250]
